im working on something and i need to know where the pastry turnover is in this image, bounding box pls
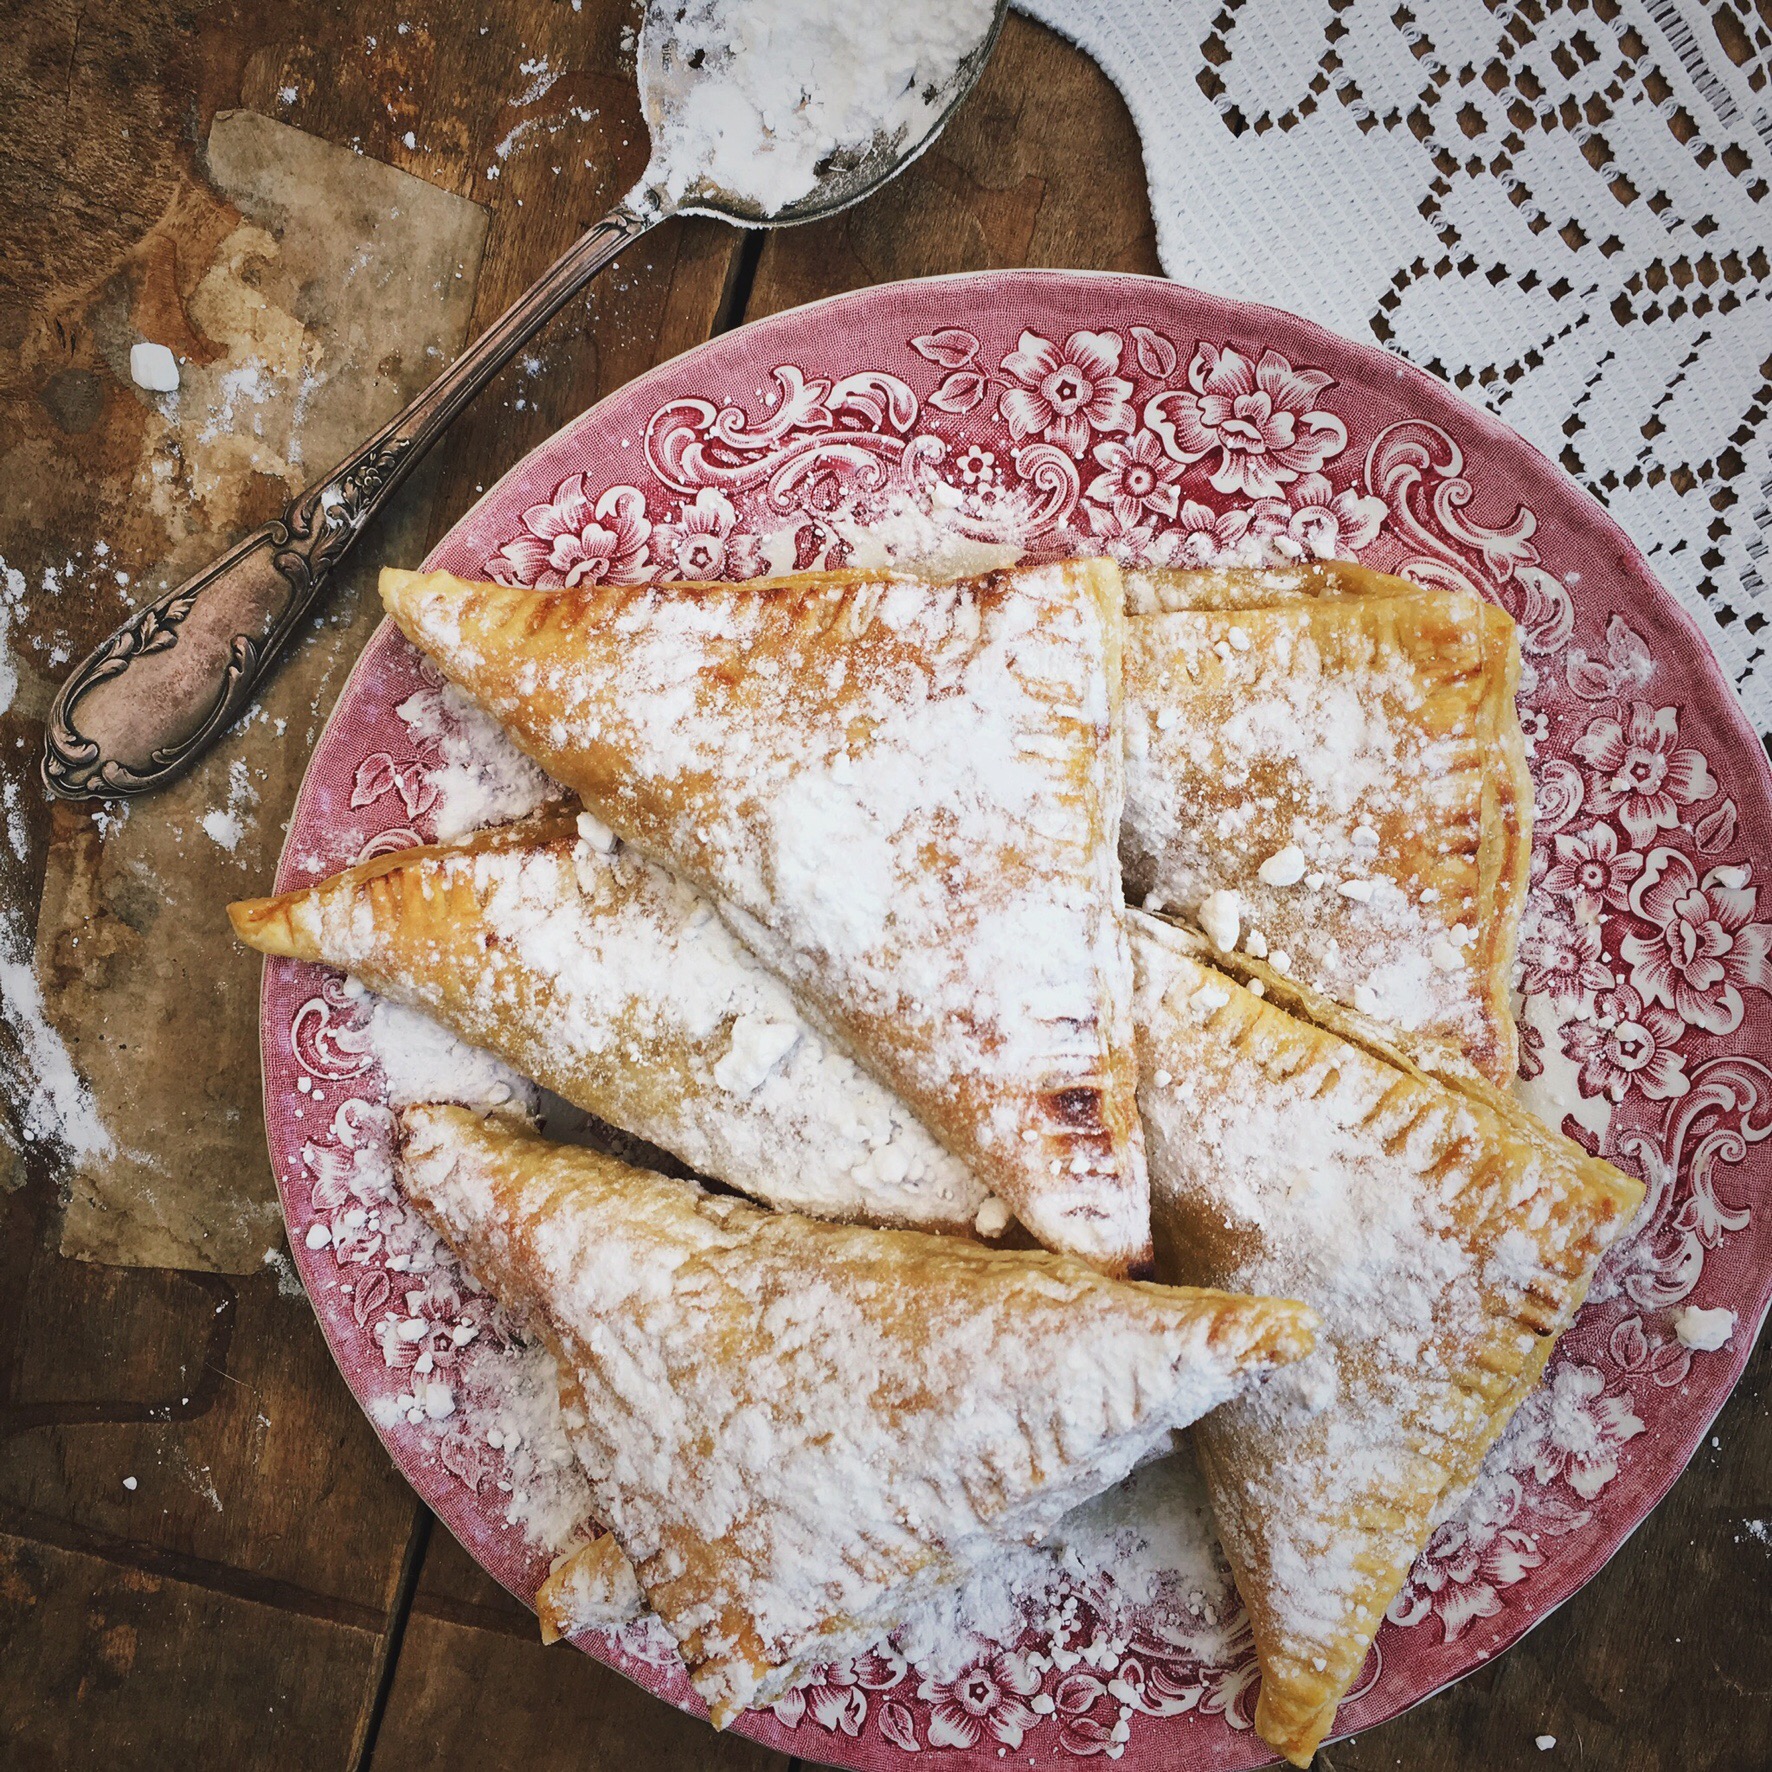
[228,812,1000,1235]
[379,563,1149,1274]
[1120,564,1531,1083]
[1129,912,1642,1765]
[398,1103,1316,1726]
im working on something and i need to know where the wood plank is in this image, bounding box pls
[1,1170,418,1608]
[406,1513,540,1640]
[0,0,736,1755]
[0,1528,390,1770]
[2,0,744,1763]
[743,11,1159,322]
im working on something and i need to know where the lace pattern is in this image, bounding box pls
[1021,0,1772,730]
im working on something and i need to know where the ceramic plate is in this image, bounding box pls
[260,271,1772,1767]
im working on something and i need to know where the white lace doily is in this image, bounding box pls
[1021,0,1772,735]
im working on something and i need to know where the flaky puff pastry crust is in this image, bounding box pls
[229,812,1001,1235]
[1121,565,1531,1084]
[380,563,1149,1274]
[537,1531,642,1645]
[397,1104,1316,1726]
[1130,913,1641,1765]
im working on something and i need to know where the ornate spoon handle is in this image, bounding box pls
[42,190,665,800]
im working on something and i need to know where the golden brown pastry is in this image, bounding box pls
[1122,558,1430,613]
[398,1103,1316,1726]
[229,812,1000,1236]
[379,563,1149,1274]
[537,1532,643,1645]
[1120,565,1531,1083]
[1130,911,1642,1765]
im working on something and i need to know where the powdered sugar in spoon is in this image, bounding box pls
[43,0,1008,798]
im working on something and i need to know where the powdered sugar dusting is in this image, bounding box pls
[0,949,115,1166]
[271,826,991,1231]
[299,987,592,1551]
[395,676,556,841]
[400,1105,1298,1723]
[641,0,997,218]
[888,1444,1243,1686]
[1123,585,1520,1076]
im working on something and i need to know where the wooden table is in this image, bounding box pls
[0,5,1766,1768]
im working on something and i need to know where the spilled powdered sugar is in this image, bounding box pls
[302,985,598,1550]
[0,580,114,1165]
[396,676,556,840]
[199,758,260,852]
[0,555,23,718]
[0,947,116,1166]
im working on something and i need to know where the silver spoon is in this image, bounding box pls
[43,0,1008,799]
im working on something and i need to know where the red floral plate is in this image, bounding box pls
[261,271,1772,1767]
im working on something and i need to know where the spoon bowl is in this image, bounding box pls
[636,0,1009,226]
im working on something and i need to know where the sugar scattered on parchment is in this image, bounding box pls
[0,558,116,1167]
[200,809,242,850]
[262,1245,307,1300]
[0,929,115,1164]
[0,555,25,717]
[199,758,259,852]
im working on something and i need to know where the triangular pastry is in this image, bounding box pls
[379,563,1149,1274]
[1129,911,1642,1765]
[1120,564,1530,1083]
[229,813,1000,1236]
[398,1103,1316,1725]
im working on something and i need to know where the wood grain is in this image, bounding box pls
[0,3,1766,1770]
[0,1529,390,1771]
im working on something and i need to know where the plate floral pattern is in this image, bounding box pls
[262,272,1772,1768]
